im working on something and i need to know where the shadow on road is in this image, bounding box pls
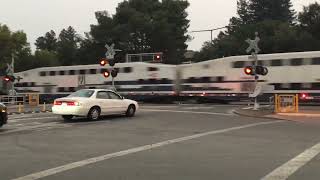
[62,114,137,124]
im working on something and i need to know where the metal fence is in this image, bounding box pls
[0,95,26,105]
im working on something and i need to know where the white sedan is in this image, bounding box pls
[52,89,139,120]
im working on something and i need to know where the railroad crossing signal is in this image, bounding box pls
[244,66,268,76]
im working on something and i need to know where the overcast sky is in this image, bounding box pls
[0,0,317,52]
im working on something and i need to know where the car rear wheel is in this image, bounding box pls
[62,115,73,121]
[88,107,100,121]
[126,105,136,117]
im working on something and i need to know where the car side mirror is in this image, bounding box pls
[121,96,125,100]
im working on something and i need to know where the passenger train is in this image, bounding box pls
[13,51,320,102]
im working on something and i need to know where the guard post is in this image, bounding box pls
[275,94,299,113]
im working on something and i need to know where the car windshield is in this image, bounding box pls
[68,90,94,98]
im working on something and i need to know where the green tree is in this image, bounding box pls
[57,26,81,65]
[0,24,32,72]
[82,0,190,65]
[35,30,58,51]
[298,2,320,40]
[249,0,295,23]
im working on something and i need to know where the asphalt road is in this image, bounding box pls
[1,104,320,180]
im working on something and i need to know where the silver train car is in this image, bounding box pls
[14,51,320,102]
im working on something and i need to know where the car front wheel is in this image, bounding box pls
[126,105,136,117]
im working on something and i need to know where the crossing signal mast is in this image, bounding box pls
[244,32,269,110]
[99,43,121,90]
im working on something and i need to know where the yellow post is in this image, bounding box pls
[295,94,299,113]
[42,102,46,112]
[18,103,24,113]
[275,94,278,113]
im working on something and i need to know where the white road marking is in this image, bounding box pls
[12,120,284,180]
[141,109,234,116]
[261,142,320,180]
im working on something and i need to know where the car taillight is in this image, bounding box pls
[54,101,62,105]
[67,101,80,106]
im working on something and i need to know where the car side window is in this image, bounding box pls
[107,92,122,100]
[96,91,110,99]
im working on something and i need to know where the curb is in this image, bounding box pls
[232,108,293,122]
[232,109,281,121]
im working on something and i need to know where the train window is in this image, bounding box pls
[69,70,75,75]
[161,78,170,84]
[201,77,211,83]
[312,58,320,65]
[188,77,196,83]
[89,69,97,74]
[232,61,245,68]
[302,83,312,89]
[271,60,282,66]
[291,58,303,66]
[79,70,86,75]
[217,76,224,82]
[69,87,76,92]
[149,79,157,84]
[291,83,301,90]
[39,71,46,76]
[59,71,65,75]
[100,69,108,73]
[49,71,56,76]
[312,83,320,89]
[138,79,145,84]
[124,67,132,73]
[58,87,65,92]
[281,83,290,89]
[148,67,159,71]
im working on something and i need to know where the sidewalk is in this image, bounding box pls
[235,106,320,124]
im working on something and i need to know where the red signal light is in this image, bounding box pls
[3,76,10,82]
[155,54,161,61]
[103,70,110,78]
[244,67,253,75]
[100,59,108,66]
